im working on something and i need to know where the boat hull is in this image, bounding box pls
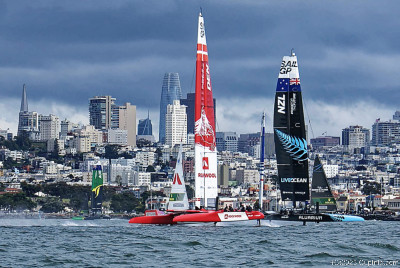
[129,214,176,224]
[172,211,264,223]
[265,213,364,223]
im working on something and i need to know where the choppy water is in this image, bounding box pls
[0,219,399,267]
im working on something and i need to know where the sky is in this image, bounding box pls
[0,0,399,140]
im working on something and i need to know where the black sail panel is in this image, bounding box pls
[311,155,337,211]
[273,54,309,202]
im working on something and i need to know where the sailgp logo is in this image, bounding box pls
[281,178,307,183]
[275,129,308,161]
[202,157,209,170]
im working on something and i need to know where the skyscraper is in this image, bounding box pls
[165,100,187,147]
[159,73,182,144]
[372,118,400,146]
[138,111,152,135]
[342,125,370,148]
[89,96,116,130]
[39,114,60,141]
[17,84,39,137]
[111,102,136,147]
[216,132,238,152]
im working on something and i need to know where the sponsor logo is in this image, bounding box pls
[277,95,285,114]
[202,157,209,170]
[290,93,296,114]
[200,22,205,38]
[198,173,216,178]
[299,215,323,221]
[224,214,242,219]
[173,173,182,185]
[281,178,308,183]
[206,64,211,91]
[311,187,328,193]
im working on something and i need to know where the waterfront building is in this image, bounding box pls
[111,102,136,147]
[180,92,216,135]
[39,114,60,141]
[216,132,238,152]
[371,118,400,146]
[17,84,39,137]
[89,96,116,130]
[165,100,187,147]
[342,125,370,149]
[159,73,182,144]
[310,136,340,149]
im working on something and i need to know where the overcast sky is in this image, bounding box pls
[0,0,398,139]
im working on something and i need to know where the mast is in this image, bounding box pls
[259,113,266,211]
[194,12,218,209]
[273,50,309,208]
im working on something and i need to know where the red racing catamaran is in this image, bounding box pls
[129,12,263,224]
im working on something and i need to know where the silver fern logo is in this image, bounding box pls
[275,129,308,161]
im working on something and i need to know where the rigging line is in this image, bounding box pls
[190,63,196,93]
[303,96,315,140]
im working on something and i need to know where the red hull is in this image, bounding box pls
[129,210,264,225]
[129,214,175,225]
[173,211,264,223]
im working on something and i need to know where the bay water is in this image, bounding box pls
[1,219,399,267]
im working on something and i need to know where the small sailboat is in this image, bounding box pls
[73,164,109,220]
[129,144,189,224]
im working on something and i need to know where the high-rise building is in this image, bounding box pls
[60,119,79,139]
[165,100,187,147]
[238,132,275,157]
[39,114,60,141]
[216,132,238,152]
[159,73,182,144]
[393,111,400,121]
[17,84,39,137]
[180,92,216,134]
[111,102,136,147]
[342,125,370,148]
[138,112,153,136]
[89,96,116,130]
[72,125,103,153]
[372,118,400,146]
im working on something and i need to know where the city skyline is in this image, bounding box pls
[0,1,398,138]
